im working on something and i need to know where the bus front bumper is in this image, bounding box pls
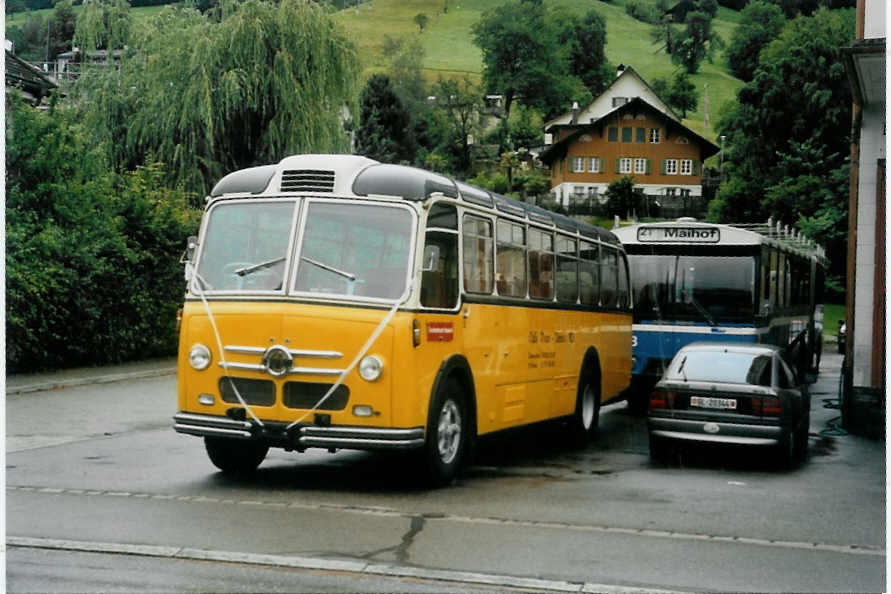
[173,412,426,451]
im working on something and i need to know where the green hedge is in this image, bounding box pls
[6,96,201,373]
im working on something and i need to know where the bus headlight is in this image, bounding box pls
[189,344,212,370]
[358,355,383,381]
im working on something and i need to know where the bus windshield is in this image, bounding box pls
[196,201,296,292]
[629,254,756,323]
[294,201,413,300]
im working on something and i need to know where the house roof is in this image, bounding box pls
[539,96,721,165]
[544,65,681,131]
[5,50,57,105]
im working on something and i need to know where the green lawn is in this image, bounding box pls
[824,303,845,337]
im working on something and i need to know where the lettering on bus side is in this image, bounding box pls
[637,226,720,243]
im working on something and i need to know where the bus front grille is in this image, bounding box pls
[284,381,349,410]
[281,170,335,193]
[219,377,276,406]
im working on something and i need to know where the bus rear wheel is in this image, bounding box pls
[204,437,269,476]
[569,371,600,448]
[422,378,467,487]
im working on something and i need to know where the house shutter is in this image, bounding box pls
[615,159,621,174]
[692,160,699,176]
[661,159,667,175]
[646,159,652,175]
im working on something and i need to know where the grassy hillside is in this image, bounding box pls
[334,0,744,143]
[9,0,743,143]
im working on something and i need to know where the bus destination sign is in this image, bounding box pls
[637,226,720,243]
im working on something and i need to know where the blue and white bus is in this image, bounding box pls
[613,218,826,410]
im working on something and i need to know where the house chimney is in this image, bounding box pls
[570,101,579,124]
[616,64,626,78]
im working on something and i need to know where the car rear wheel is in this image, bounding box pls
[204,437,268,476]
[648,433,670,465]
[778,431,799,470]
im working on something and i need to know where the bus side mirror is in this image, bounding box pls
[182,235,198,281]
[422,245,440,272]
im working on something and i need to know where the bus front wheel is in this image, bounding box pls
[204,437,268,476]
[422,378,467,487]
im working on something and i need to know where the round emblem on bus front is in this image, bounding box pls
[262,345,293,377]
[703,422,720,434]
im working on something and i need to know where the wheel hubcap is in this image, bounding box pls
[437,400,462,465]
[581,385,596,430]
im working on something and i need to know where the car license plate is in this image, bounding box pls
[690,396,737,410]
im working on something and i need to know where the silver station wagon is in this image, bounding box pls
[647,343,810,468]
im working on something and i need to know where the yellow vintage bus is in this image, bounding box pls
[174,154,632,485]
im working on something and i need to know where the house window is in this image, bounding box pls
[588,157,601,173]
[622,127,632,143]
[665,159,678,175]
[608,127,618,142]
[649,128,661,143]
[573,186,586,199]
[635,127,646,143]
[676,136,690,144]
[634,158,648,174]
[680,159,693,175]
[619,158,632,174]
[665,188,677,197]
[612,97,628,107]
[570,157,586,172]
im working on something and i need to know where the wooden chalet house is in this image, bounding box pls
[540,65,719,214]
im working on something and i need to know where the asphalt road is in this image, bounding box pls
[6,351,886,592]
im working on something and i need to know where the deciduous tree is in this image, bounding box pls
[708,8,855,294]
[726,1,785,82]
[75,0,359,195]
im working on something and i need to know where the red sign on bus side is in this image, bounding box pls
[426,322,454,342]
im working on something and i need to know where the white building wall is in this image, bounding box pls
[863,0,885,39]
[852,102,885,386]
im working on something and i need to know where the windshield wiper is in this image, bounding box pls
[682,289,716,327]
[234,257,286,277]
[300,256,356,281]
[677,355,688,382]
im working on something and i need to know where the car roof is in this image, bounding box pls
[676,342,782,356]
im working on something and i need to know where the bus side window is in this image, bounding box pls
[556,235,578,303]
[496,220,527,297]
[463,215,494,294]
[529,228,554,300]
[600,246,618,308]
[579,241,599,307]
[618,252,630,309]
[421,231,458,308]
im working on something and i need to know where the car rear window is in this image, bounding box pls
[668,351,772,386]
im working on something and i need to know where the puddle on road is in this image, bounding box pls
[810,435,838,457]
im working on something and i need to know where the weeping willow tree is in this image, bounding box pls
[75,0,360,195]
[73,0,132,56]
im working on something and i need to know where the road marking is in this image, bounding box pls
[7,535,689,594]
[7,485,884,558]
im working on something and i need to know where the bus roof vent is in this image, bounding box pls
[281,169,335,193]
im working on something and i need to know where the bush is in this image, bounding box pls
[6,97,200,373]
